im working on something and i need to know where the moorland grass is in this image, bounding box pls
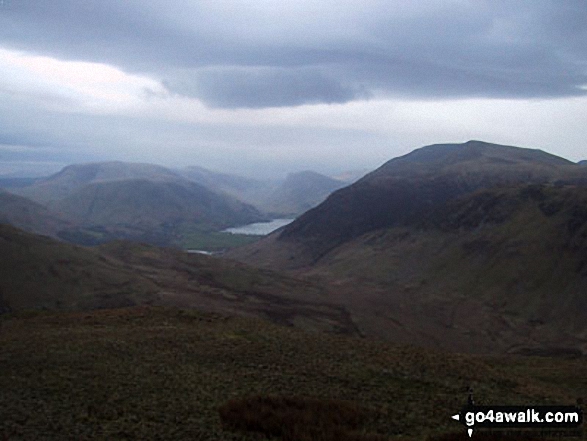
[0,307,584,440]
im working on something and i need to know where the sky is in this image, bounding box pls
[0,0,586,178]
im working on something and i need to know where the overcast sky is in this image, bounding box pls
[0,0,586,178]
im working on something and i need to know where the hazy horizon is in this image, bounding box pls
[1,1,586,178]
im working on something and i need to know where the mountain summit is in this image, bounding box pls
[269,141,584,264]
[229,141,587,353]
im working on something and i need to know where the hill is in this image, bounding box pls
[51,179,264,245]
[179,166,348,216]
[13,161,183,204]
[0,224,158,312]
[247,141,586,265]
[0,177,40,189]
[228,141,587,354]
[1,306,584,440]
[262,171,348,216]
[178,165,272,205]
[9,162,267,247]
[0,190,71,238]
[0,224,355,333]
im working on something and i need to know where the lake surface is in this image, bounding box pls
[222,218,294,236]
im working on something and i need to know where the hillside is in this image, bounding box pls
[0,224,158,312]
[13,161,183,204]
[50,179,264,245]
[9,162,267,247]
[1,306,584,440]
[0,190,71,238]
[178,165,272,205]
[228,141,587,354]
[262,171,348,216]
[179,166,348,216]
[0,177,40,189]
[0,224,354,333]
[249,141,586,265]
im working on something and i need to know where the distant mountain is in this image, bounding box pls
[14,161,183,204]
[579,160,587,165]
[331,169,370,183]
[0,177,41,189]
[228,141,587,353]
[10,162,265,247]
[51,179,265,246]
[179,166,348,216]
[179,165,268,197]
[262,171,348,216]
[0,190,70,238]
[178,165,276,211]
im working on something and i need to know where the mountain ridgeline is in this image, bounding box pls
[229,141,587,354]
[179,166,350,216]
[8,162,266,246]
[5,161,350,246]
[275,141,586,264]
[4,141,587,354]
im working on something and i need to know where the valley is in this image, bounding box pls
[1,141,586,439]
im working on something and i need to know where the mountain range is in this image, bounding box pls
[4,162,349,246]
[3,140,587,355]
[179,166,350,216]
[229,141,587,354]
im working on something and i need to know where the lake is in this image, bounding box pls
[222,218,294,236]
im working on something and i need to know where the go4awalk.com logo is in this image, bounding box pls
[451,393,583,438]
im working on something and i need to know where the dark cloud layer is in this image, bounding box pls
[1,0,586,108]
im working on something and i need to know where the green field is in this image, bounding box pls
[174,224,261,251]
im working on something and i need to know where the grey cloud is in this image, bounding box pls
[0,0,586,108]
[164,67,367,108]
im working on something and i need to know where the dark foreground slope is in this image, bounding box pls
[229,141,587,354]
[0,224,354,333]
[1,307,584,440]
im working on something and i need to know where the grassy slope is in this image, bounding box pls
[0,224,356,334]
[0,224,159,312]
[0,307,584,440]
[0,191,71,238]
[231,185,587,354]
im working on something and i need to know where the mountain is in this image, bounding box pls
[579,160,587,165]
[0,224,355,333]
[262,171,348,216]
[249,141,585,265]
[178,165,270,202]
[228,141,587,354]
[0,190,70,238]
[51,179,265,246]
[52,179,262,229]
[10,162,266,247]
[14,161,184,204]
[179,166,350,216]
[0,177,40,189]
